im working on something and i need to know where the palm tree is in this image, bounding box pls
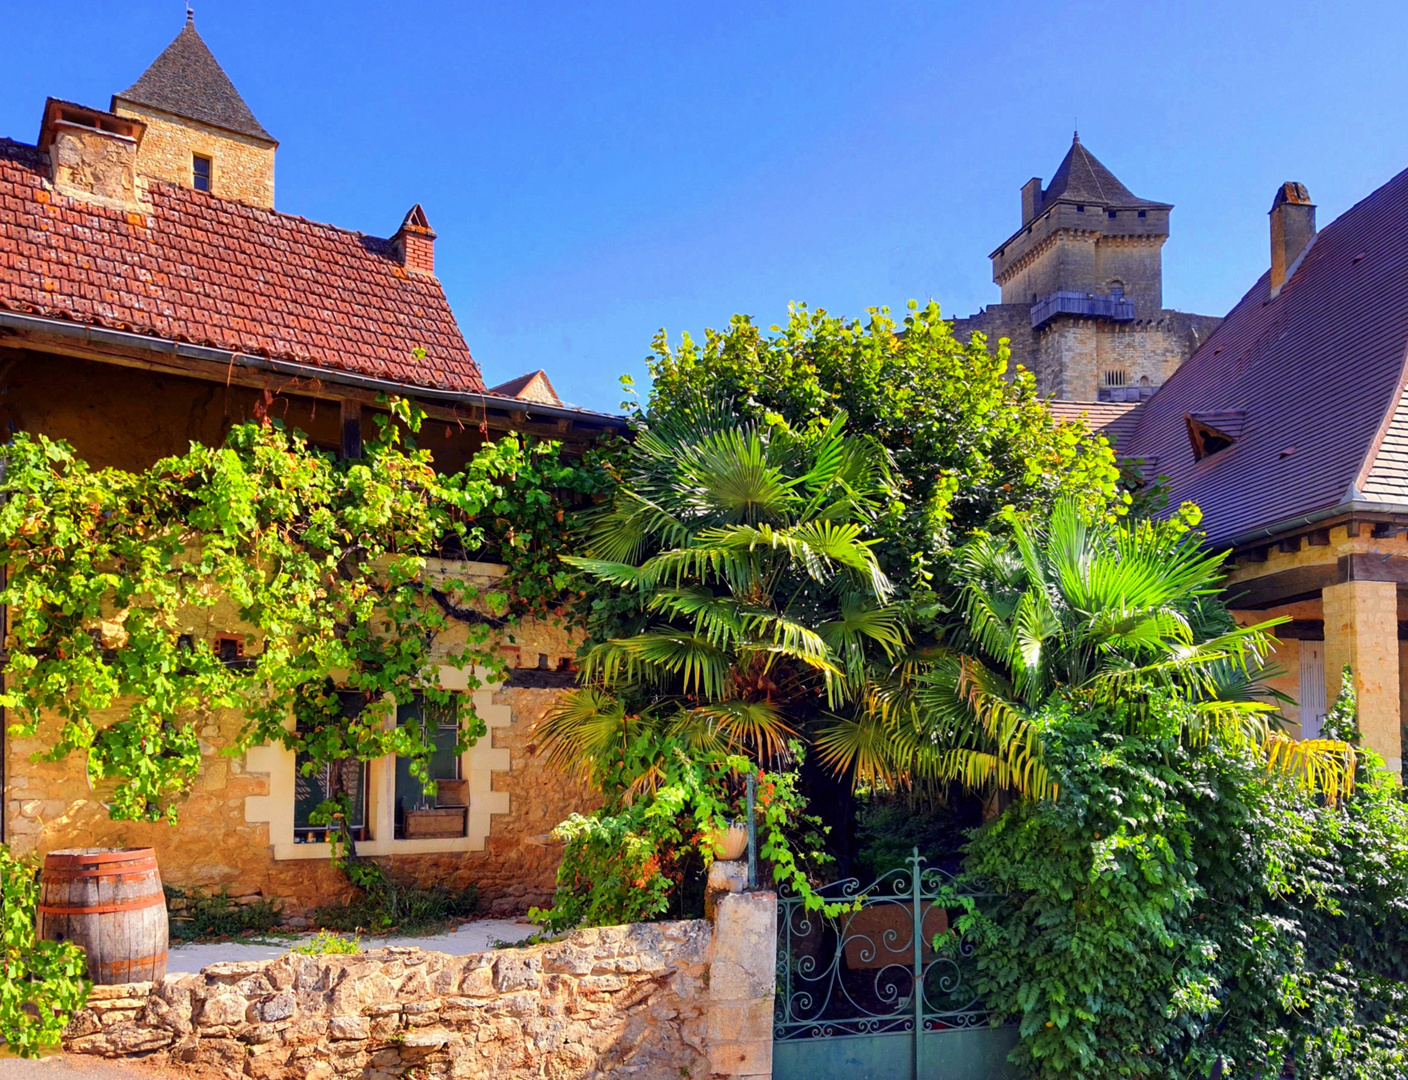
[817,499,1356,802]
[535,402,907,789]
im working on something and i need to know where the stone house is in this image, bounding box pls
[0,17,623,913]
[1107,170,1408,777]
[953,134,1222,402]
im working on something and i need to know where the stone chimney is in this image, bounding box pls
[392,205,436,275]
[1021,177,1043,225]
[1269,182,1316,299]
[38,99,147,210]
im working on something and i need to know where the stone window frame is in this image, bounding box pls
[243,665,512,861]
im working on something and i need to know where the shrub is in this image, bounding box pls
[0,845,89,1057]
[291,930,360,955]
[164,886,283,943]
[312,860,477,935]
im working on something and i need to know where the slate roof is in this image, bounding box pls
[0,139,486,393]
[113,17,274,143]
[1119,164,1408,548]
[1031,135,1168,222]
[488,370,563,407]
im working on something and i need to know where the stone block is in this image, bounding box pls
[709,1038,772,1078]
[493,953,542,991]
[707,999,775,1043]
[329,1016,369,1040]
[460,965,497,997]
[258,991,297,1022]
[198,993,249,1028]
[711,892,778,1001]
[402,1027,451,1048]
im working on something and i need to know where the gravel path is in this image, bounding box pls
[164,916,537,975]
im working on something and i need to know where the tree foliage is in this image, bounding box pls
[965,672,1408,1079]
[640,300,1124,589]
[539,402,904,780]
[819,499,1355,802]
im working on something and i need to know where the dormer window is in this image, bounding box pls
[1185,411,1248,461]
[192,153,212,192]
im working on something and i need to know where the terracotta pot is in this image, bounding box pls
[709,823,749,861]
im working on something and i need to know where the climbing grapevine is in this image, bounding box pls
[0,402,615,823]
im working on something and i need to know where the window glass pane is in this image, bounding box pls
[294,690,369,838]
[192,155,211,192]
[294,758,367,833]
[394,696,460,817]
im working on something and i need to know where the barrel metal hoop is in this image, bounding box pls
[38,895,166,915]
[44,866,158,881]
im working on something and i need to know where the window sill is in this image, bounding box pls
[272,835,480,861]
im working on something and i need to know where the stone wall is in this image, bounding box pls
[63,889,778,1080]
[114,101,276,209]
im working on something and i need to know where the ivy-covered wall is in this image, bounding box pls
[3,597,597,916]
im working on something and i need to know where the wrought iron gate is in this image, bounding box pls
[774,849,1017,1080]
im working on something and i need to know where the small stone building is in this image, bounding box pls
[0,17,621,913]
[953,134,1222,402]
[1116,171,1408,777]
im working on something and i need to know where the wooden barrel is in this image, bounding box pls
[37,848,168,984]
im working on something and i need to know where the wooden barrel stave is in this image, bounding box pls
[38,848,169,985]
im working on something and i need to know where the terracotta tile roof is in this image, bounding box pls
[488,370,563,407]
[115,17,273,143]
[0,139,486,394]
[1120,165,1408,548]
[1047,399,1144,448]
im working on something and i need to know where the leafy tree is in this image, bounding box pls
[640,301,1124,591]
[538,402,904,781]
[819,499,1355,801]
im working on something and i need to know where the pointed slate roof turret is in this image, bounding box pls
[113,13,274,144]
[1024,133,1168,224]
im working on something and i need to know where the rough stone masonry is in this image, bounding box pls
[63,889,778,1080]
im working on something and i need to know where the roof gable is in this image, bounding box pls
[1121,165,1408,547]
[489,370,563,407]
[114,18,273,143]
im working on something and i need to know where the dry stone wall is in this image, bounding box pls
[63,893,778,1080]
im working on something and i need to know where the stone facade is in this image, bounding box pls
[112,102,276,209]
[952,308,1222,402]
[952,135,1221,400]
[62,885,778,1080]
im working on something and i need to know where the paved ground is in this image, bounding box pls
[164,915,537,975]
[0,1054,175,1079]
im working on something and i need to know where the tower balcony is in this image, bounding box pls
[1031,290,1136,329]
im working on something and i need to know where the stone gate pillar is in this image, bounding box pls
[708,888,776,1080]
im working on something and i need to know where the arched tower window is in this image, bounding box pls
[1108,280,1125,297]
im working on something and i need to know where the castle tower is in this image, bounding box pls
[954,134,1220,402]
[111,12,277,208]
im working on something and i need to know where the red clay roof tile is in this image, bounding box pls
[0,139,485,394]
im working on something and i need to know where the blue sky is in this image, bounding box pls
[2,1,1406,413]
